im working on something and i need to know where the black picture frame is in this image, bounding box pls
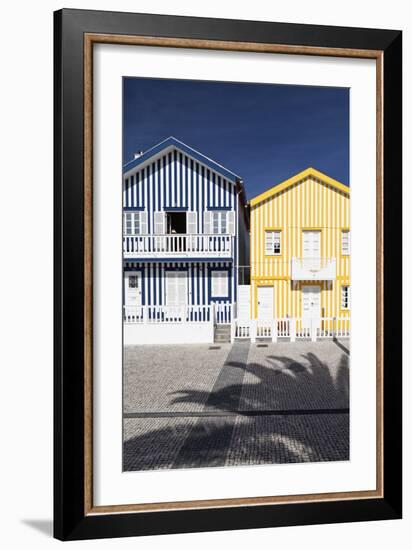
[54,8,402,541]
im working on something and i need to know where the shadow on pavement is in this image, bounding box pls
[123,347,349,471]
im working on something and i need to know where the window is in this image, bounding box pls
[124,211,147,235]
[265,230,281,255]
[204,210,235,234]
[211,271,229,298]
[341,285,350,310]
[212,211,227,234]
[341,230,350,255]
[128,275,139,289]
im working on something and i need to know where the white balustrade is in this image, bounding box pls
[123,234,232,258]
[291,257,337,280]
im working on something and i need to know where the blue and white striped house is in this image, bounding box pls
[123,137,250,345]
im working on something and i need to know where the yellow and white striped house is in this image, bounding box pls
[249,167,350,336]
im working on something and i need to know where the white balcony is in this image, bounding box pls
[291,257,336,280]
[123,234,232,259]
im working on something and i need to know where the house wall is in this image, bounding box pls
[123,148,237,233]
[250,174,350,319]
[237,198,250,285]
[122,144,250,313]
[124,260,233,307]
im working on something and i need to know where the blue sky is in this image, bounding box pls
[123,77,349,198]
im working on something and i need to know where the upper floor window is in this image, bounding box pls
[204,211,235,234]
[341,285,351,310]
[212,211,227,234]
[341,230,350,255]
[124,211,147,235]
[265,230,281,255]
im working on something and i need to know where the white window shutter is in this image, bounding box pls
[187,211,197,234]
[204,211,212,234]
[140,211,148,234]
[154,211,165,234]
[227,211,235,235]
[265,232,272,255]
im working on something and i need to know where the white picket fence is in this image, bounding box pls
[124,304,213,324]
[124,305,349,344]
[213,302,233,324]
[124,302,234,325]
[235,317,350,342]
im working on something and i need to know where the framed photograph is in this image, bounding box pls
[54,8,402,540]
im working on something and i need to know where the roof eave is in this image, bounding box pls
[250,167,350,207]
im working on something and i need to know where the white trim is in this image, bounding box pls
[265,230,281,255]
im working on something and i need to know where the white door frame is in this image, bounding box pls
[124,271,142,307]
[302,284,321,329]
[257,285,274,321]
[165,271,188,308]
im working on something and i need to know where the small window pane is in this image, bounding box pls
[341,285,350,309]
[265,230,281,255]
[124,212,141,235]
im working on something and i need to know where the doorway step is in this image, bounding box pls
[214,324,231,343]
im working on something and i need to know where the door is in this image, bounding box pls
[124,272,142,321]
[238,285,251,321]
[125,272,142,307]
[166,272,188,317]
[302,285,321,329]
[303,230,321,270]
[257,286,273,320]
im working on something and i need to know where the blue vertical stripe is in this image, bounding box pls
[168,152,172,206]
[196,162,200,231]
[135,172,139,207]
[179,153,183,208]
[201,166,205,227]
[173,150,177,206]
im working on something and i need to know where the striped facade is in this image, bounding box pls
[123,150,237,219]
[123,137,249,324]
[250,168,350,323]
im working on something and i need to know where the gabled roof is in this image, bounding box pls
[123,136,242,182]
[250,167,350,207]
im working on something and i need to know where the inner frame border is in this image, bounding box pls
[83,33,384,516]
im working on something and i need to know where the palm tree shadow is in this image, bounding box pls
[124,347,350,471]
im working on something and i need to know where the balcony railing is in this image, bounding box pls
[291,257,336,280]
[123,234,232,258]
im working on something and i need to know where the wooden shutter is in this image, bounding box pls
[265,231,273,255]
[139,211,148,234]
[153,211,165,234]
[227,211,235,235]
[187,211,197,234]
[342,230,350,255]
[203,211,212,234]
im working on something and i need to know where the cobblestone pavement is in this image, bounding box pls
[123,340,349,471]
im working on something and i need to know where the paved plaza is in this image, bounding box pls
[123,340,349,471]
